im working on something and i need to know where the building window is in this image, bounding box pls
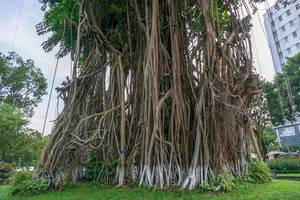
[279,52,283,59]
[281,127,295,137]
[287,47,292,54]
[279,15,283,21]
[289,20,294,27]
[281,26,285,32]
[276,42,280,49]
[271,21,275,29]
[284,36,289,42]
[296,43,300,49]
[286,9,291,16]
[274,32,278,41]
[293,31,297,38]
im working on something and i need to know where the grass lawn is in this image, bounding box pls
[0,180,299,200]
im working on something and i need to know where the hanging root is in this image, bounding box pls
[38,0,261,190]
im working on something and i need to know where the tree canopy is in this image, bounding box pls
[0,103,27,163]
[0,103,45,167]
[0,52,47,117]
[264,52,300,126]
[37,0,78,58]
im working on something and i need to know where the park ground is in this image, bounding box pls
[0,179,300,200]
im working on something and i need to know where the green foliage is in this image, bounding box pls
[85,151,101,182]
[37,0,78,57]
[267,157,300,171]
[183,0,230,39]
[0,103,27,164]
[0,51,46,167]
[0,162,15,185]
[14,131,46,168]
[251,89,274,157]
[0,52,47,117]
[10,171,48,196]
[85,150,119,183]
[280,145,300,152]
[0,103,46,167]
[201,171,236,192]
[244,160,272,183]
[262,127,279,152]
[11,171,32,187]
[264,52,300,125]
[284,52,300,112]
[263,82,284,125]
[182,2,204,32]
[37,0,129,58]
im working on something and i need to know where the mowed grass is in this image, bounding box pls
[0,180,299,200]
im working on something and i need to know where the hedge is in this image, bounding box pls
[267,157,300,171]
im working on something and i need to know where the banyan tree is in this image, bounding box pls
[38,0,263,190]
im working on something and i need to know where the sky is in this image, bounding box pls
[0,0,277,134]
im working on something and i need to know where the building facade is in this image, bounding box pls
[264,1,300,146]
[275,114,300,146]
[264,0,300,73]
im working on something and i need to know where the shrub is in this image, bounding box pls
[244,160,272,183]
[201,171,236,192]
[10,171,48,195]
[0,162,15,185]
[280,145,300,152]
[85,150,119,183]
[267,157,300,171]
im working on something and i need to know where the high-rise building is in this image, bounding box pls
[264,0,300,73]
[264,1,300,147]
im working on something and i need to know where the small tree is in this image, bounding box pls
[262,126,279,152]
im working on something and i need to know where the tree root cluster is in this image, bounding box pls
[38,0,261,190]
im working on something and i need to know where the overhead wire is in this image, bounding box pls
[42,19,67,136]
[11,0,24,51]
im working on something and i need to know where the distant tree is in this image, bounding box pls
[0,52,47,117]
[262,126,279,152]
[274,0,298,8]
[0,103,45,167]
[14,130,46,167]
[0,103,27,163]
[263,82,285,126]
[251,87,271,157]
[284,53,300,112]
[264,52,300,126]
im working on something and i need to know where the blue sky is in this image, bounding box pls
[0,0,276,134]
